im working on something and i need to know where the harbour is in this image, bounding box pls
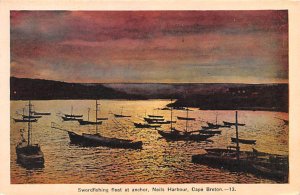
[10,99,288,184]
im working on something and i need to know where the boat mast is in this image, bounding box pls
[185,107,189,133]
[170,99,173,131]
[96,100,99,134]
[235,111,240,161]
[27,100,32,146]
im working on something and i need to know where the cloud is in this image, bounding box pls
[10,11,288,83]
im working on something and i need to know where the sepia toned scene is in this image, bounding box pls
[10,11,288,184]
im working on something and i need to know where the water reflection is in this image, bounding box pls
[11,100,288,184]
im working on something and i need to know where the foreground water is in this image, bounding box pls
[10,100,288,184]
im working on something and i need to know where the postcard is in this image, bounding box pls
[1,0,300,194]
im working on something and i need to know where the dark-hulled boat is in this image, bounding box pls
[114,114,131,118]
[52,100,142,150]
[158,101,214,141]
[65,114,83,118]
[148,114,164,118]
[16,101,44,168]
[64,106,83,118]
[157,129,213,141]
[133,122,161,128]
[199,129,222,135]
[32,111,51,115]
[114,107,131,118]
[13,118,38,123]
[144,117,165,122]
[207,122,221,129]
[97,117,109,120]
[62,116,80,121]
[206,113,228,128]
[78,119,103,125]
[231,137,256,145]
[78,108,103,125]
[192,111,288,182]
[192,147,288,182]
[223,121,245,126]
[23,115,42,119]
[177,116,195,120]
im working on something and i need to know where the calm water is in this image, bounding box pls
[10,100,288,184]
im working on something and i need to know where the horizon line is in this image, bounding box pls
[11,76,289,85]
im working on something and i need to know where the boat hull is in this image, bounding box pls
[78,120,103,125]
[23,115,42,119]
[16,143,44,167]
[114,114,131,118]
[177,116,196,120]
[13,118,38,123]
[67,131,142,149]
[157,130,214,141]
[199,130,221,135]
[134,123,161,128]
[32,112,51,115]
[62,116,80,121]
[223,121,245,126]
[68,131,85,145]
[97,117,108,120]
[192,149,288,182]
[231,137,256,144]
[65,114,83,118]
[148,115,164,118]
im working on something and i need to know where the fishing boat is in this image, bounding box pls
[65,114,83,118]
[114,107,131,118]
[206,122,221,128]
[62,116,80,121]
[23,115,42,119]
[199,129,221,135]
[32,111,51,115]
[157,101,213,141]
[148,114,164,118]
[157,129,213,141]
[16,101,44,168]
[231,137,256,145]
[64,106,83,118]
[133,122,161,128]
[78,119,102,125]
[13,118,38,123]
[206,113,230,128]
[78,108,103,125]
[201,125,217,130]
[52,100,142,149]
[177,116,195,120]
[223,121,245,126]
[144,117,165,122]
[192,111,288,182]
[97,117,109,120]
[114,114,131,118]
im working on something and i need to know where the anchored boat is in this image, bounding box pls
[52,100,142,149]
[78,108,102,125]
[16,101,44,168]
[192,111,288,182]
[157,100,213,141]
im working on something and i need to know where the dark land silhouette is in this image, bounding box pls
[11,77,288,112]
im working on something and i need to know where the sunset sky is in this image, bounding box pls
[10,11,288,83]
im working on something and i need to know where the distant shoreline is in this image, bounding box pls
[10,77,288,113]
